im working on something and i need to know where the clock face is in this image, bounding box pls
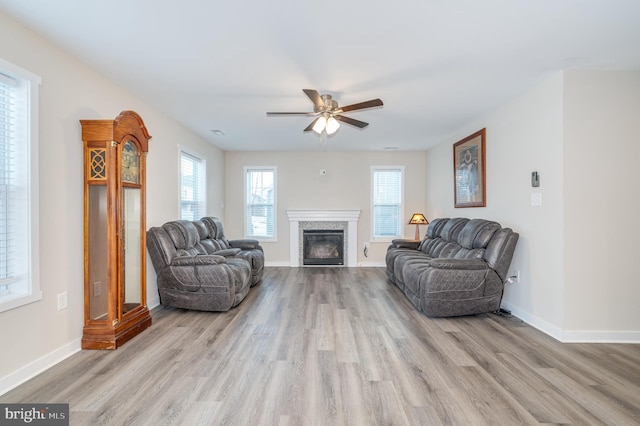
[122,141,139,184]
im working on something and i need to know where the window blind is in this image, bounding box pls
[0,73,17,288]
[0,58,41,312]
[245,168,275,239]
[372,168,403,238]
[180,151,205,220]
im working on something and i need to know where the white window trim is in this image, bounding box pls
[0,57,42,312]
[178,146,206,220]
[243,166,277,242]
[370,165,404,243]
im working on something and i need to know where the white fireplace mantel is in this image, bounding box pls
[286,209,360,267]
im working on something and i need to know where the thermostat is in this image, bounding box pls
[531,171,540,187]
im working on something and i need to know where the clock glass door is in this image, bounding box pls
[88,184,108,320]
[121,140,142,315]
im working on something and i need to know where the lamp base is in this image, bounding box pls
[414,225,421,241]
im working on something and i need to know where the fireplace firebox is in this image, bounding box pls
[303,230,344,266]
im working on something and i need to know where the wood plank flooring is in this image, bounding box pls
[2,267,639,425]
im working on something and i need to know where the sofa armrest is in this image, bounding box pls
[389,239,420,249]
[171,254,227,266]
[214,248,242,257]
[229,239,262,250]
[429,258,487,271]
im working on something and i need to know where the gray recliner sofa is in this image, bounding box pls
[386,218,519,317]
[146,217,264,311]
[200,216,264,285]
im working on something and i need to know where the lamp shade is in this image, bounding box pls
[312,116,327,134]
[325,116,340,135]
[409,213,428,240]
[408,213,428,225]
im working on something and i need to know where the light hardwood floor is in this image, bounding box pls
[2,267,639,425]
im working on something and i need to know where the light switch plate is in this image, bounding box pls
[531,193,542,206]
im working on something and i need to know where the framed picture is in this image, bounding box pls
[453,128,486,208]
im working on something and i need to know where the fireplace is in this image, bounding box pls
[303,230,344,265]
[286,210,360,267]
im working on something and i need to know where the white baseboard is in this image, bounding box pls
[501,302,564,341]
[501,302,640,343]
[358,261,386,267]
[561,330,640,343]
[265,261,290,267]
[264,262,387,267]
[148,296,161,310]
[0,338,82,397]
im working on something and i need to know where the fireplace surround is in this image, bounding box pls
[286,210,360,267]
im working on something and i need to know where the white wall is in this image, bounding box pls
[224,151,427,266]
[563,70,640,339]
[426,70,640,342]
[0,11,224,394]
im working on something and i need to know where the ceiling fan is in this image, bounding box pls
[267,89,383,135]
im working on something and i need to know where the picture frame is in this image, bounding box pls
[453,128,486,208]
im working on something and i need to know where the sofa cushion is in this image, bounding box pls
[202,217,231,247]
[164,221,203,256]
[418,218,449,249]
[440,218,469,243]
[416,218,449,257]
[449,219,501,260]
[458,219,500,249]
[201,216,265,286]
[193,219,217,254]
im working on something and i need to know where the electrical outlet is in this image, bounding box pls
[57,292,68,311]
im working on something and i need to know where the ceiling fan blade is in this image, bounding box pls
[303,117,321,132]
[303,89,325,109]
[338,98,383,113]
[334,115,369,128]
[266,112,316,116]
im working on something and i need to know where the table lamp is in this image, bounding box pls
[408,213,429,240]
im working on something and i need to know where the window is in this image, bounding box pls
[244,167,276,240]
[180,148,206,220]
[0,58,41,312]
[371,166,403,240]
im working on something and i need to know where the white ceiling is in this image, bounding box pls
[1,0,639,151]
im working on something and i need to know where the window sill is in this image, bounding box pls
[249,237,277,243]
[0,290,43,313]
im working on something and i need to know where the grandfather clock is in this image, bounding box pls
[80,110,152,349]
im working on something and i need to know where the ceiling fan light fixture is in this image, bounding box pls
[268,89,383,135]
[326,116,340,135]
[312,116,327,134]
